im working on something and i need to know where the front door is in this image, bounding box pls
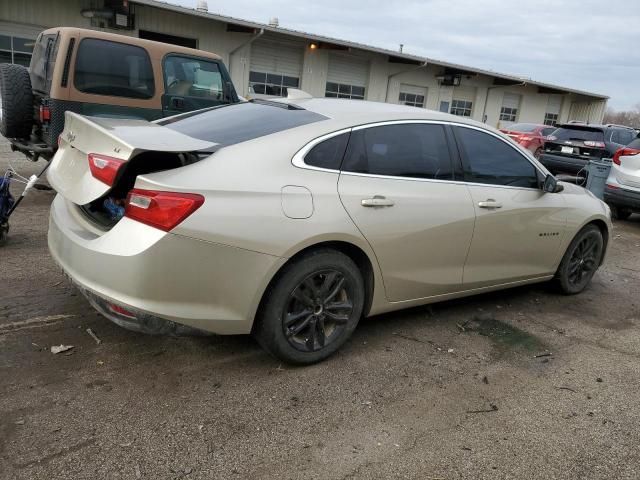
[338,122,476,302]
[162,55,232,116]
[453,125,567,288]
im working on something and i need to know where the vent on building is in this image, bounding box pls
[196,0,209,12]
[269,17,280,27]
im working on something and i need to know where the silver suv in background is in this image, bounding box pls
[605,135,640,219]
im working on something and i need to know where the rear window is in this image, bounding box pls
[30,33,59,93]
[162,101,327,146]
[507,123,538,133]
[550,127,604,142]
[74,38,154,99]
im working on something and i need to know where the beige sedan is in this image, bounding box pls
[47,93,611,364]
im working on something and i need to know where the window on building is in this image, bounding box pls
[325,82,365,100]
[439,101,450,113]
[342,123,453,180]
[0,34,34,67]
[499,107,518,122]
[455,126,538,189]
[450,100,473,117]
[399,92,425,108]
[249,71,299,97]
[164,55,223,100]
[75,38,154,99]
[544,113,559,126]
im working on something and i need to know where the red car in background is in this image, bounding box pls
[500,123,557,159]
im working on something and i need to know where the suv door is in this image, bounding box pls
[337,122,476,302]
[453,125,566,288]
[162,54,233,116]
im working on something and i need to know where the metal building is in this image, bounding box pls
[0,0,608,126]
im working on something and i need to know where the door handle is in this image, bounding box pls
[361,195,394,207]
[478,199,503,209]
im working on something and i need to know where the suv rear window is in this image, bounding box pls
[507,123,538,133]
[549,126,604,142]
[162,101,327,146]
[74,38,154,99]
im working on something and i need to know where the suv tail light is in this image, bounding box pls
[613,147,640,165]
[39,105,50,123]
[88,153,126,186]
[584,141,606,148]
[124,189,204,231]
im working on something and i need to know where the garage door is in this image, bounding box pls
[450,87,476,117]
[544,95,563,125]
[325,54,369,100]
[399,84,427,108]
[249,40,304,97]
[499,92,522,127]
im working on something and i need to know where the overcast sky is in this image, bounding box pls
[172,0,639,110]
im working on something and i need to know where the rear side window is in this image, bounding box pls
[305,133,349,170]
[74,38,154,99]
[164,55,224,100]
[626,137,640,149]
[30,33,59,94]
[456,127,538,189]
[550,127,604,143]
[162,101,327,146]
[610,129,636,146]
[342,124,453,180]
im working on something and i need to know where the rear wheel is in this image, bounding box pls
[0,63,33,139]
[610,205,632,221]
[254,249,365,364]
[554,225,603,295]
[534,147,543,159]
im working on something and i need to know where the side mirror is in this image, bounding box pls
[543,174,564,193]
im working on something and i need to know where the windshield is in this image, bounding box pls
[162,101,328,147]
[506,123,539,133]
[550,127,604,142]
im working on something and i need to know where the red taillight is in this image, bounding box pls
[519,135,534,142]
[88,153,126,186]
[613,147,640,166]
[124,189,204,232]
[107,303,137,319]
[584,141,606,148]
[39,105,50,122]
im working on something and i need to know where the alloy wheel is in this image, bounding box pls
[283,269,354,352]
[567,234,600,288]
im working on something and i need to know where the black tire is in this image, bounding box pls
[534,147,543,159]
[0,63,33,139]
[554,225,604,295]
[254,249,365,365]
[610,205,632,221]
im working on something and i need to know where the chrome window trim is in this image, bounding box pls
[291,119,548,188]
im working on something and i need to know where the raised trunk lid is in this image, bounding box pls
[47,111,216,205]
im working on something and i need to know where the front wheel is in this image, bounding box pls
[554,225,604,295]
[610,205,632,221]
[254,249,365,364]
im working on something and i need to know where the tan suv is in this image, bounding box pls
[0,27,239,161]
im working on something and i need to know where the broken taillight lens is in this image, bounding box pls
[613,147,640,166]
[124,189,204,232]
[88,153,126,186]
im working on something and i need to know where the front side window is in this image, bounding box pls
[456,127,538,188]
[74,38,154,99]
[342,123,453,180]
[450,99,472,117]
[325,82,365,100]
[164,55,224,100]
[249,71,299,97]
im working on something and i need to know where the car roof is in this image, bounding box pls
[41,27,222,61]
[558,123,635,131]
[272,97,487,129]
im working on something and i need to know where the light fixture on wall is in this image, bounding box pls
[309,42,318,50]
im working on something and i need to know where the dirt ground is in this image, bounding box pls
[1,138,639,480]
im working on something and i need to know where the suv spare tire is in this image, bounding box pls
[0,63,33,139]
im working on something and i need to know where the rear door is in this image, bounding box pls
[453,125,566,288]
[162,55,233,116]
[337,122,476,302]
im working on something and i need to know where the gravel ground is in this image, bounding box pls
[1,138,639,480]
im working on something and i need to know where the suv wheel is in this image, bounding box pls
[0,64,33,139]
[554,225,603,295]
[254,249,365,364]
